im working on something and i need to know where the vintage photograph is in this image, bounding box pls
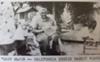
[0,1,100,56]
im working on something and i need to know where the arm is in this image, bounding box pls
[32,23,44,33]
[30,16,44,34]
[51,16,57,32]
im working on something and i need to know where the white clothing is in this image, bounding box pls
[0,2,16,45]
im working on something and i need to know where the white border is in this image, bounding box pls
[0,0,100,2]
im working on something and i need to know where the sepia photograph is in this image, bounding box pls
[0,1,100,56]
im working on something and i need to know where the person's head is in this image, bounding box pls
[40,8,48,19]
[27,8,37,20]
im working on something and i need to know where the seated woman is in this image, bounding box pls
[30,7,57,55]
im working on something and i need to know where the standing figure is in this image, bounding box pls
[10,3,41,56]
